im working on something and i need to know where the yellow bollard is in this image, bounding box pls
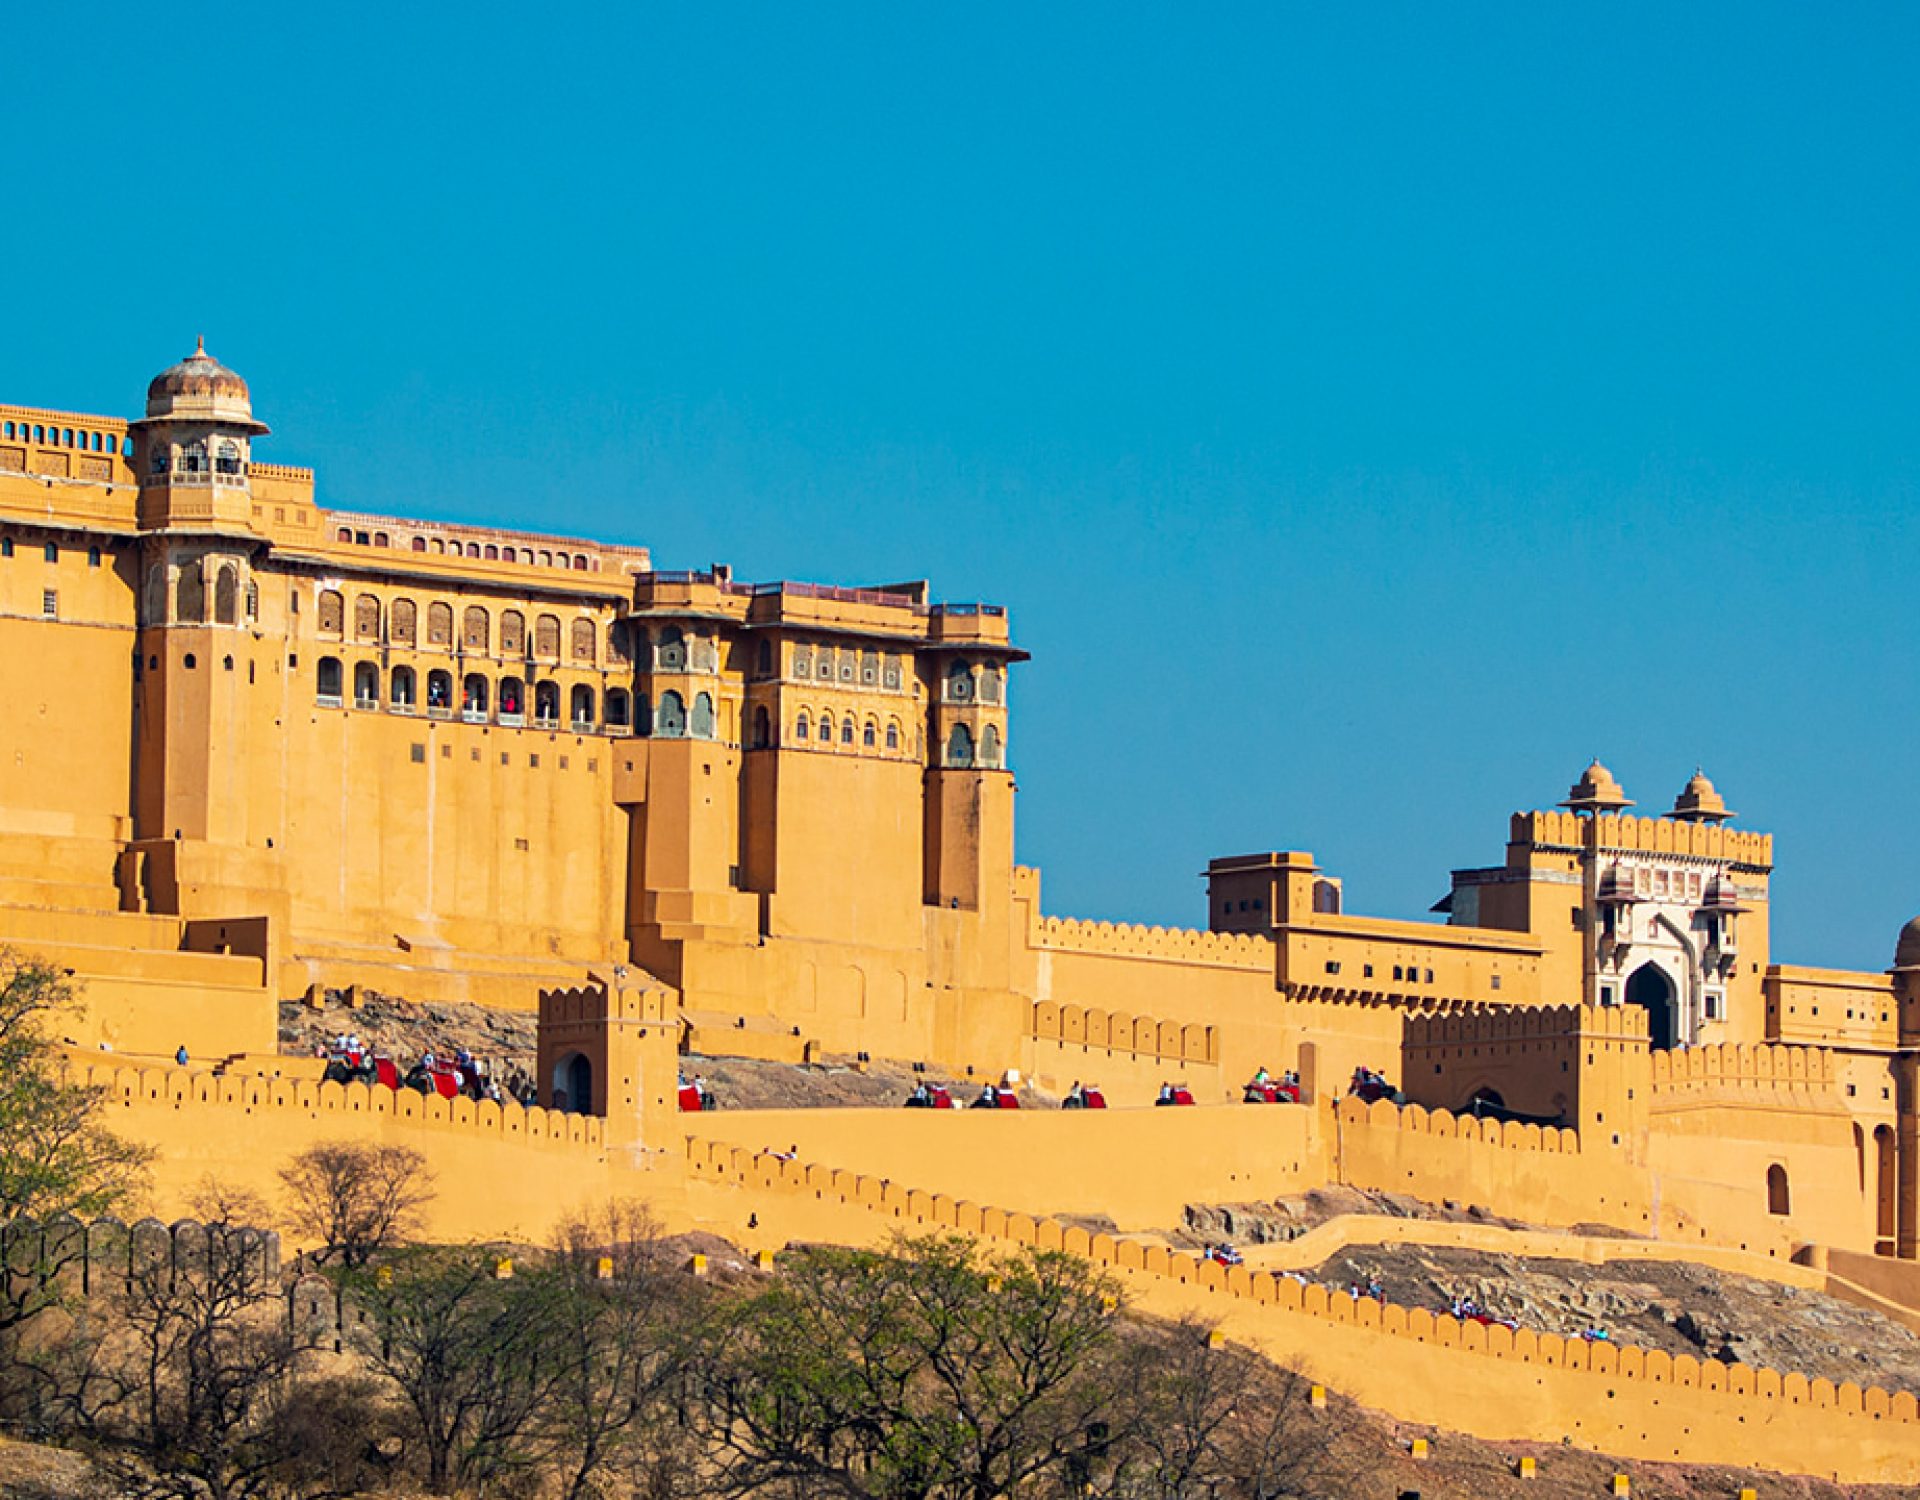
[1206,1329,1226,1349]
[756,1248,776,1272]
[1516,1455,1536,1479]
[493,1257,513,1280]
[1738,1491,1756,1500]
[1409,1438,1429,1461]
[1611,1475,1630,1497]
[595,1255,614,1280]
[1309,1384,1326,1409]
[689,1252,709,1277]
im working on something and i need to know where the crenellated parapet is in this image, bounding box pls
[1512,809,1773,869]
[68,1058,608,1153]
[1333,1093,1583,1155]
[1405,1001,1647,1050]
[1651,1042,1837,1095]
[1030,915,1274,969]
[1028,1002,1219,1064]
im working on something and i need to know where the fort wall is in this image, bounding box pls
[680,1140,1920,1485]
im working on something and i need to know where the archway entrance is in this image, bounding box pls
[1625,963,1677,1051]
[553,1052,593,1115]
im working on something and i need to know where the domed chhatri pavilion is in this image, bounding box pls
[0,349,1917,1481]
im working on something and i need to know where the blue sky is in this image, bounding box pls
[5,5,1917,967]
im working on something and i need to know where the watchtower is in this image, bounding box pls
[536,970,681,1150]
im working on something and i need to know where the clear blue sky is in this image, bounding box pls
[6,5,1916,968]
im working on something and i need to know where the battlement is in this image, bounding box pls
[1030,915,1274,969]
[1405,1001,1648,1050]
[539,978,678,1028]
[1334,1093,1582,1154]
[0,1212,280,1294]
[1651,1042,1836,1094]
[72,1057,607,1154]
[1028,1002,1219,1064]
[1512,809,1773,869]
[681,1139,1919,1480]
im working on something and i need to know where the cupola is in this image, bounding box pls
[135,337,268,434]
[1670,769,1734,824]
[1897,915,1920,972]
[1560,759,1633,814]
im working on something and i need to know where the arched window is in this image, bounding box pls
[316,588,344,635]
[535,614,561,659]
[861,650,878,685]
[571,618,596,663]
[430,538,446,554]
[214,565,239,625]
[181,440,207,474]
[657,626,686,671]
[1766,1164,1790,1216]
[411,536,427,553]
[427,601,453,647]
[177,565,207,624]
[756,639,773,675]
[216,439,241,476]
[605,688,631,730]
[752,705,771,748]
[795,714,810,741]
[571,684,596,728]
[484,544,499,561]
[462,606,489,652]
[692,692,715,739]
[316,657,343,704]
[353,661,379,708]
[946,723,975,767]
[839,716,853,745]
[837,650,854,683]
[656,690,686,737]
[374,532,389,548]
[946,660,974,702]
[862,720,876,747]
[499,676,526,721]
[538,549,552,567]
[573,554,589,571]
[355,594,381,642]
[461,674,490,717]
[426,670,452,712]
[885,720,899,751]
[883,654,902,690]
[500,609,526,656]
[981,724,1003,767]
[391,665,417,709]
[819,716,834,746]
[979,664,1004,704]
[390,598,417,645]
[533,680,560,726]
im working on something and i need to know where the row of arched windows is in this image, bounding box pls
[314,592,608,663]
[787,711,906,752]
[944,659,1005,705]
[315,657,634,731]
[789,643,906,690]
[2,420,120,454]
[333,526,598,571]
[149,439,244,477]
[944,722,1004,768]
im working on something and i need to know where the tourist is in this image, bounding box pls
[174,1043,188,1067]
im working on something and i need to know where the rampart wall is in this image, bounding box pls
[679,1140,1920,1485]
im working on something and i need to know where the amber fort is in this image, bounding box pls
[1,344,1918,1483]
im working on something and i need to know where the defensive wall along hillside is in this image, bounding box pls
[70,1056,691,1247]
[680,1139,1920,1487]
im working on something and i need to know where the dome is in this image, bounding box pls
[1897,916,1920,971]
[137,338,268,433]
[1560,758,1634,814]
[1670,769,1733,824]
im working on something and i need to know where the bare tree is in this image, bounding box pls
[1097,1320,1337,1499]
[543,1201,705,1500]
[350,1245,562,1495]
[278,1141,434,1269]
